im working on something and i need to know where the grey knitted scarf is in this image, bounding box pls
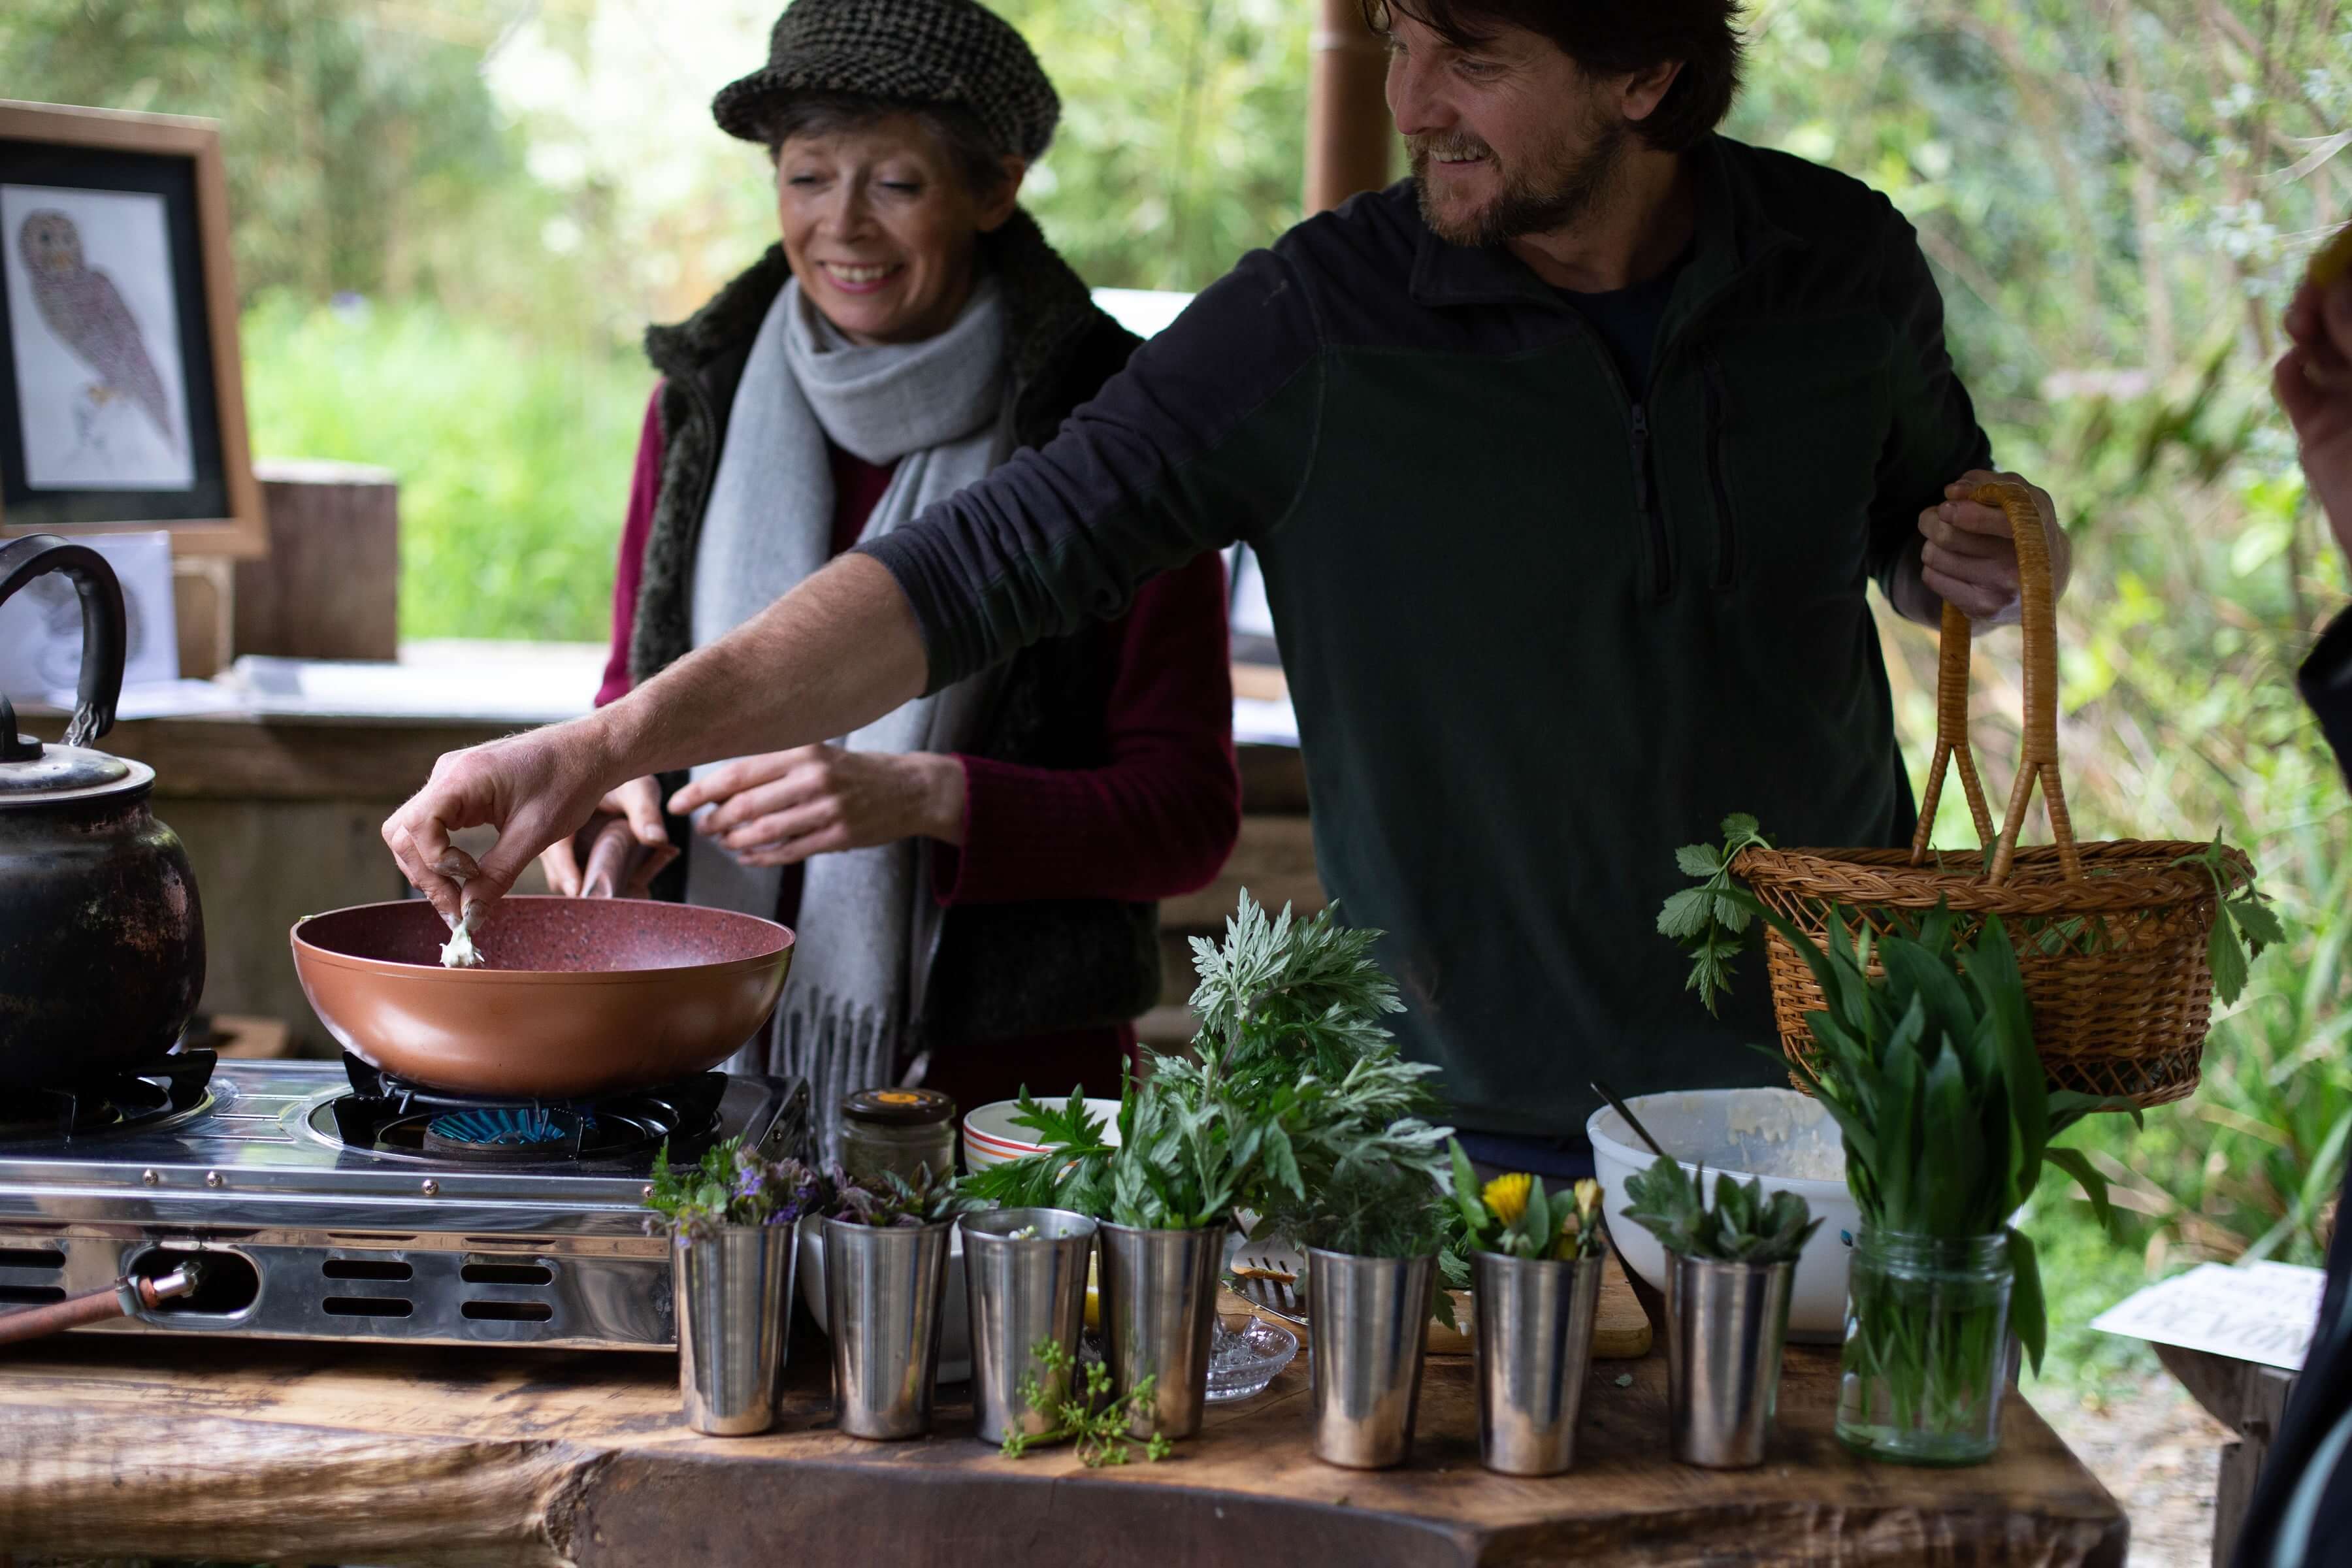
[687,276,1011,1158]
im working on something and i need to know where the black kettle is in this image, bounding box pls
[0,536,204,1086]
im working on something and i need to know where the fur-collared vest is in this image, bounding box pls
[630,211,1160,1045]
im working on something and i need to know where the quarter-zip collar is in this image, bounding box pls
[1405,134,1801,323]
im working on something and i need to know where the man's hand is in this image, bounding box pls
[383,720,619,926]
[667,745,967,869]
[2276,270,2352,548]
[1916,468,2072,623]
[538,775,676,898]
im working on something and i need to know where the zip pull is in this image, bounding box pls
[1629,403,1652,516]
[1629,402,1671,598]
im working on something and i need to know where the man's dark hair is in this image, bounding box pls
[762,92,1011,198]
[1366,0,1744,153]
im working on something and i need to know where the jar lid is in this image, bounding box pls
[841,1087,957,1128]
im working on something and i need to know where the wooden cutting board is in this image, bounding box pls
[1219,1250,1651,1360]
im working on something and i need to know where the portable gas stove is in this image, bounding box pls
[0,1052,809,1349]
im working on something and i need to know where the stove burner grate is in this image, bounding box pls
[420,1107,589,1162]
[319,1055,727,1168]
[0,1050,217,1144]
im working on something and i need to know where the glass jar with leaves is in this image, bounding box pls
[821,1163,971,1440]
[1622,1157,1820,1469]
[645,1139,838,1437]
[964,892,1454,1443]
[1754,904,2127,1466]
[1448,1146,1610,1477]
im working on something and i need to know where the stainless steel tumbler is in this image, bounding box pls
[1097,1220,1226,1440]
[1664,1251,1795,1469]
[674,1224,796,1436]
[1473,1249,1604,1476]
[823,1216,955,1439]
[1305,1247,1436,1469]
[961,1207,1098,1446]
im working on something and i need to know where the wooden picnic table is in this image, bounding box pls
[0,1322,2124,1566]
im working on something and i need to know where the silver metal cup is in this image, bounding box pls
[1664,1251,1795,1469]
[674,1224,796,1436]
[823,1216,955,1440]
[961,1207,1098,1446]
[1097,1220,1226,1440]
[1473,1249,1604,1476]
[1305,1247,1436,1469]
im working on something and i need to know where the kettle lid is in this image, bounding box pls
[0,703,137,802]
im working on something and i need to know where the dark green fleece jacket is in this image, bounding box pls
[862,134,1993,1137]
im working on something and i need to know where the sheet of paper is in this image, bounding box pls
[2091,1260,2325,1371]
[1232,694,1299,748]
[0,529,177,702]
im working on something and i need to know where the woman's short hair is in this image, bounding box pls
[763,91,1012,197]
[1365,0,1744,154]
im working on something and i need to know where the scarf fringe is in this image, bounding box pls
[732,983,907,1164]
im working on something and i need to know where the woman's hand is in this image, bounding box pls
[668,745,967,868]
[538,776,675,897]
[1915,467,2072,623]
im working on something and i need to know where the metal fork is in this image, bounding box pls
[1229,1252,1307,1325]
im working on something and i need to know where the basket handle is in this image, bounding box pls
[1906,481,2082,886]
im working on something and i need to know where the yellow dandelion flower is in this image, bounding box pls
[1482,1172,1533,1227]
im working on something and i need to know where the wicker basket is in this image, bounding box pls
[1729,482,2249,1108]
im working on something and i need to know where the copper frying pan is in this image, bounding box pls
[290,896,792,1100]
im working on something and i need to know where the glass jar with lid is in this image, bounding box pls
[839,1087,958,1189]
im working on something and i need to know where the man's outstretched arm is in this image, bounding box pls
[384,245,1326,924]
[384,553,927,924]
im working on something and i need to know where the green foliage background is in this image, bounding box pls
[5,0,2351,1394]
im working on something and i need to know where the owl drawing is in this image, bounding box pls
[17,210,177,451]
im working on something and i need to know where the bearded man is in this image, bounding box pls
[387,0,2072,1177]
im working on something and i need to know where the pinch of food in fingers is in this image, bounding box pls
[433,847,488,968]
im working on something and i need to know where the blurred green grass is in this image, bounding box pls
[240,293,646,645]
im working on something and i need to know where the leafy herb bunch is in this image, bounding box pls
[1620,1157,1820,1265]
[998,1339,1171,1467]
[1447,1141,1606,1262]
[829,1162,971,1228]
[1658,813,1776,1015]
[964,893,1455,1245]
[645,1139,966,1243]
[644,1138,841,1245]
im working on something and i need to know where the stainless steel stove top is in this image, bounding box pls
[0,1059,810,1350]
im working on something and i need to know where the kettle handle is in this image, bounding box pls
[0,535,127,748]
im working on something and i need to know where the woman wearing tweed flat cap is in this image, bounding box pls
[542,0,1240,1156]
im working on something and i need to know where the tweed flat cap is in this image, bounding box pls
[713,0,1060,161]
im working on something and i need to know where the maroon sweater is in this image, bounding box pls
[597,389,1240,1109]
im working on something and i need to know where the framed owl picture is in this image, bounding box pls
[0,100,265,557]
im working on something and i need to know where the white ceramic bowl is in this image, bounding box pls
[1586,1086,1858,1341]
[962,1096,1122,1174]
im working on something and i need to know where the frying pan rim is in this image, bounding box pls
[289,896,794,982]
